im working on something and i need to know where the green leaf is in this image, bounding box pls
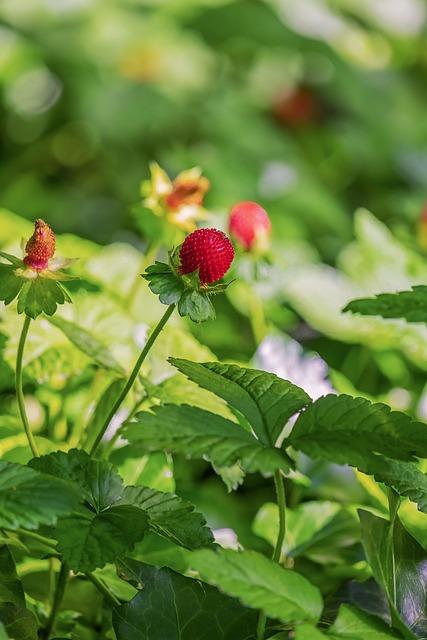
[295,605,401,639]
[118,486,213,549]
[359,510,427,639]
[47,316,125,374]
[0,251,23,267]
[344,286,427,324]
[188,548,323,624]
[170,359,311,445]
[0,545,38,640]
[17,278,72,319]
[0,545,25,607]
[253,501,358,564]
[289,394,427,465]
[125,404,292,475]
[360,457,427,513]
[0,460,78,530]
[113,559,257,640]
[0,264,24,306]
[143,262,184,305]
[56,504,149,573]
[177,289,216,322]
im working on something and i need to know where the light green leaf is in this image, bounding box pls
[344,287,427,324]
[0,460,78,530]
[188,548,323,624]
[289,394,427,465]
[170,359,310,445]
[113,559,257,640]
[295,605,401,639]
[125,404,292,475]
[48,316,125,374]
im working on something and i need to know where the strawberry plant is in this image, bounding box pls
[1,172,427,640]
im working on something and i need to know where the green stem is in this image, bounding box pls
[85,572,120,607]
[16,315,39,458]
[15,528,58,551]
[387,488,399,608]
[89,304,175,457]
[41,562,69,639]
[256,470,287,640]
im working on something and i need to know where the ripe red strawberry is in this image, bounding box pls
[229,201,271,251]
[23,219,56,271]
[179,228,234,284]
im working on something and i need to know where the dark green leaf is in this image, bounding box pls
[0,602,38,640]
[119,486,213,549]
[289,394,427,465]
[125,404,292,474]
[47,316,125,374]
[56,504,149,572]
[0,545,25,607]
[359,510,426,639]
[170,359,311,445]
[344,287,427,324]
[0,460,79,530]
[17,278,72,319]
[361,457,427,513]
[113,559,257,640]
[0,545,38,640]
[188,548,323,624]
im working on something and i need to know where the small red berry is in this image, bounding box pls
[273,87,318,127]
[23,219,56,271]
[229,201,271,251]
[179,228,234,284]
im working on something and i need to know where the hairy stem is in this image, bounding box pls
[256,470,287,640]
[16,315,39,457]
[85,572,120,607]
[41,562,69,639]
[89,304,175,456]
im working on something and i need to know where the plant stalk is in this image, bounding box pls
[256,470,287,640]
[41,562,69,639]
[89,304,175,456]
[16,315,39,457]
[85,572,120,607]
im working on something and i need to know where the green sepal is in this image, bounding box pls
[143,261,185,305]
[0,263,24,305]
[17,279,72,319]
[143,259,231,323]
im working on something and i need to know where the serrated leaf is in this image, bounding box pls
[344,287,427,324]
[177,289,216,322]
[17,278,72,319]
[289,394,427,465]
[359,510,427,639]
[30,449,124,511]
[188,548,323,624]
[56,504,149,572]
[0,545,38,640]
[125,404,292,475]
[143,262,184,305]
[361,457,427,513]
[118,486,213,549]
[0,545,25,607]
[0,603,38,640]
[47,316,125,374]
[170,359,311,445]
[113,559,257,640]
[0,460,78,530]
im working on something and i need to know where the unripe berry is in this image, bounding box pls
[23,219,56,271]
[179,228,234,284]
[229,201,271,251]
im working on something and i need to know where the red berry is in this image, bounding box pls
[23,219,56,271]
[229,201,271,251]
[273,87,318,127]
[179,228,234,284]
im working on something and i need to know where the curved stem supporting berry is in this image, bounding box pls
[256,470,286,640]
[89,304,175,457]
[16,315,39,458]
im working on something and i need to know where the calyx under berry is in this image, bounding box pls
[144,227,234,323]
